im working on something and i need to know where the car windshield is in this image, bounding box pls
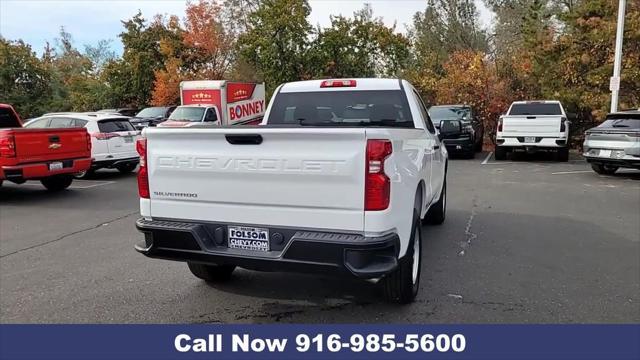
[135,107,165,118]
[509,103,562,115]
[599,117,640,129]
[168,107,205,122]
[267,90,414,128]
[429,106,471,121]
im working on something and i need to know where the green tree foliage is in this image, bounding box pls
[0,39,52,118]
[312,5,410,78]
[103,12,182,107]
[406,0,489,102]
[539,0,640,121]
[238,0,313,89]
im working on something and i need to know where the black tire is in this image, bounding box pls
[40,175,73,191]
[464,150,475,159]
[591,163,618,175]
[423,180,446,225]
[475,139,483,152]
[117,163,137,173]
[187,262,236,282]
[381,210,422,304]
[556,147,569,162]
[74,169,94,179]
[494,146,507,160]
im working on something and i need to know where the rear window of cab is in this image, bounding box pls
[509,103,562,116]
[268,90,414,128]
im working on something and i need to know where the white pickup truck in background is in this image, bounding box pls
[495,100,571,161]
[135,78,448,303]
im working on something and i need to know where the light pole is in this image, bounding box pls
[610,0,626,113]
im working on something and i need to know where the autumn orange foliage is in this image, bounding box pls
[434,50,512,146]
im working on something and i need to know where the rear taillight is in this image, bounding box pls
[85,132,92,151]
[0,135,16,158]
[136,138,149,199]
[560,117,567,132]
[497,119,503,132]
[365,139,392,211]
[92,132,120,140]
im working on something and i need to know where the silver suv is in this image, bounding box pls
[583,110,640,175]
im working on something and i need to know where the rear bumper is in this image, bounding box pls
[442,137,474,153]
[0,157,92,181]
[496,136,567,148]
[135,218,400,279]
[92,157,139,169]
[583,156,640,169]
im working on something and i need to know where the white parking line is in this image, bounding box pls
[551,170,594,175]
[481,152,493,164]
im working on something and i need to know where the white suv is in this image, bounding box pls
[24,113,140,176]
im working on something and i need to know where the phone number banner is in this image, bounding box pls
[1,324,638,359]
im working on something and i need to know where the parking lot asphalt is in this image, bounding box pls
[1,153,639,323]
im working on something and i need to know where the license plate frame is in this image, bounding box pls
[124,136,134,143]
[524,136,536,143]
[228,226,270,252]
[48,162,63,171]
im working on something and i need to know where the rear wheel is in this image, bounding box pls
[74,169,93,179]
[40,175,73,191]
[381,210,421,304]
[187,262,236,283]
[117,163,137,173]
[556,147,569,162]
[591,163,618,175]
[475,139,483,152]
[423,180,446,225]
[494,146,507,160]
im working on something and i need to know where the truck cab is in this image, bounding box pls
[159,105,221,127]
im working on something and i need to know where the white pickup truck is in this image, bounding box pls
[135,78,448,303]
[495,100,570,161]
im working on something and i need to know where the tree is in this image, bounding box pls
[407,0,488,101]
[312,5,410,78]
[0,38,52,118]
[435,50,511,144]
[539,0,640,122]
[238,0,313,90]
[182,0,236,79]
[104,12,181,107]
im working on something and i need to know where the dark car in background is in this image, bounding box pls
[583,110,640,175]
[129,106,177,130]
[97,108,139,117]
[429,105,484,158]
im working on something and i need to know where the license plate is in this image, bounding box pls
[524,136,536,143]
[49,162,63,171]
[599,149,612,158]
[124,136,133,143]
[228,226,269,252]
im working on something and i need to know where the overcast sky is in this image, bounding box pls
[0,0,494,55]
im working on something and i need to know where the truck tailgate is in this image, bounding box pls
[145,127,367,231]
[502,115,562,135]
[13,128,90,163]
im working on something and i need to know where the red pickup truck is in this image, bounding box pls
[0,104,92,191]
